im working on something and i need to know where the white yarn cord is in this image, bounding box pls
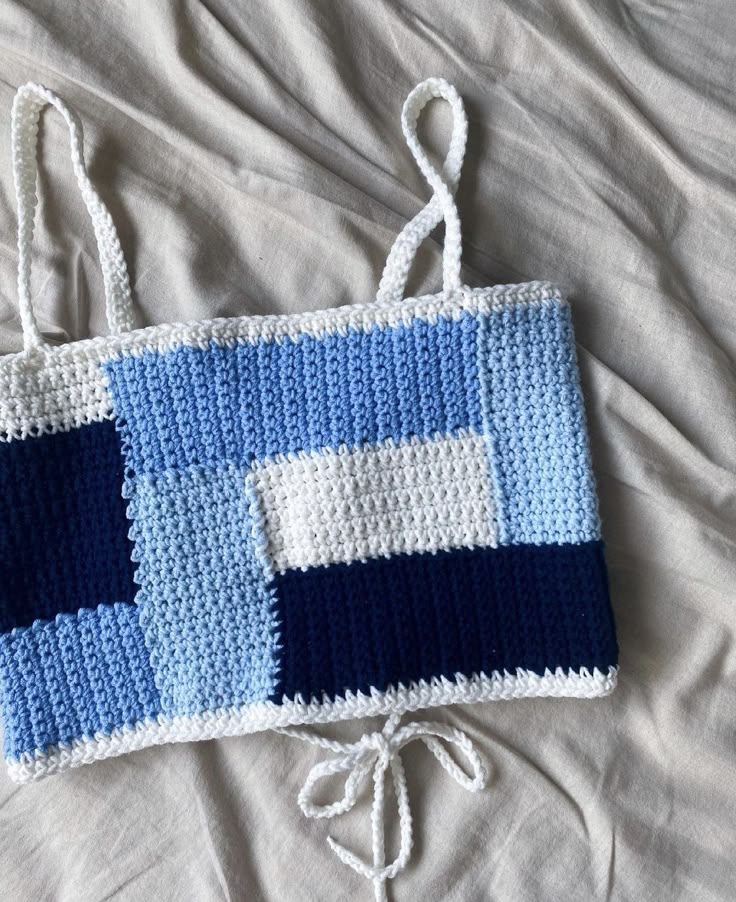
[277,714,488,902]
[11,82,135,352]
[376,77,468,306]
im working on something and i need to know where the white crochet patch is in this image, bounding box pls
[249,430,498,573]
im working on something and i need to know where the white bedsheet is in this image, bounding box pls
[0,2,734,899]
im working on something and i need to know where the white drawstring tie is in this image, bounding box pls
[278,714,488,902]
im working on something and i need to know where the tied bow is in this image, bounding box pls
[278,714,488,902]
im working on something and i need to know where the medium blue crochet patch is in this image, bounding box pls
[105,312,482,475]
[130,463,280,716]
[0,603,160,760]
[478,301,601,545]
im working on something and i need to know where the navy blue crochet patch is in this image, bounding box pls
[0,421,136,632]
[271,541,618,702]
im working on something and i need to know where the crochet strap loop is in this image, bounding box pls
[376,77,468,306]
[11,83,135,353]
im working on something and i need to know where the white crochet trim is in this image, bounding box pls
[279,713,487,899]
[0,350,115,441]
[1,282,562,366]
[6,666,617,784]
[0,284,561,442]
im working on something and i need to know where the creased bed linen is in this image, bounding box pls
[0,2,734,900]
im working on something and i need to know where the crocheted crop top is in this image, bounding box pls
[0,78,618,900]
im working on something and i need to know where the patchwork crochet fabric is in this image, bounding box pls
[0,79,618,787]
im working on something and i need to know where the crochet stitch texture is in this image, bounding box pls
[0,79,618,789]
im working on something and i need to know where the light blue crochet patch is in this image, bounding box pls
[478,299,601,545]
[129,463,280,716]
[104,312,482,476]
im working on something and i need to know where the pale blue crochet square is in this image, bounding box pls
[478,299,601,545]
[129,463,279,716]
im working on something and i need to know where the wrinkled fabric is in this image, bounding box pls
[0,2,734,900]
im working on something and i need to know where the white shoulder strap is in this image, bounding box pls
[11,83,135,352]
[376,78,468,305]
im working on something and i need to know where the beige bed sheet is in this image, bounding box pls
[0,2,734,900]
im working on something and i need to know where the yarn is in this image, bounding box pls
[0,420,136,631]
[274,714,487,902]
[0,603,159,760]
[479,300,602,544]
[0,78,618,901]
[129,463,280,716]
[250,430,499,573]
[273,541,615,703]
[11,83,134,353]
[104,311,483,475]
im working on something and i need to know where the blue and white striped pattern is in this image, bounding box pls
[101,293,616,718]
[107,311,482,475]
[0,289,618,780]
[0,78,617,787]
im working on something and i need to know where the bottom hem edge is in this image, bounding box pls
[7,665,618,783]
